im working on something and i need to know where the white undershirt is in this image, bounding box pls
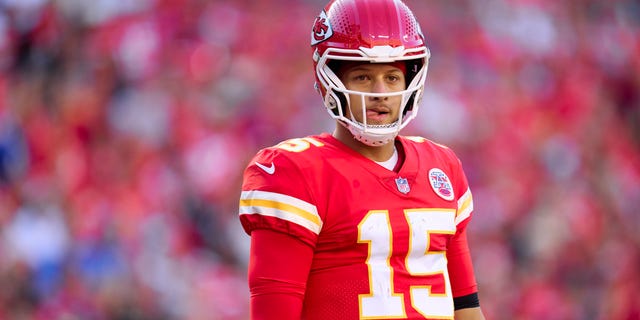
[375,147,398,171]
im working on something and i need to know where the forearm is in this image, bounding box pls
[250,279,304,320]
[454,306,486,320]
[248,229,314,320]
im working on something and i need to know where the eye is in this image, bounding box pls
[352,74,370,82]
[387,73,405,85]
[387,75,400,82]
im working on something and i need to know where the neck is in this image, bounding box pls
[333,124,396,162]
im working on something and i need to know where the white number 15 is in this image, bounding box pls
[357,209,456,319]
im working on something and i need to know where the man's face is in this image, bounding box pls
[340,63,406,126]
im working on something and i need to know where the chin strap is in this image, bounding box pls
[344,120,400,146]
[351,131,396,146]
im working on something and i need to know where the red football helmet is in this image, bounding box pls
[311,0,430,146]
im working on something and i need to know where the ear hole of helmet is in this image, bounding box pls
[327,89,349,117]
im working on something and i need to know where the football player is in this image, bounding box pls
[239,0,486,319]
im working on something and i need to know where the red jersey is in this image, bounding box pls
[239,133,478,319]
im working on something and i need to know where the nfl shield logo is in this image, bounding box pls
[395,177,410,194]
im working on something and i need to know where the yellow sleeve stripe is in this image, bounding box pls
[455,188,473,226]
[239,190,322,235]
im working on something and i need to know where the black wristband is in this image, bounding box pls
[453,292,480,310]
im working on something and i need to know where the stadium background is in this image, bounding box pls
[0,0,639,319]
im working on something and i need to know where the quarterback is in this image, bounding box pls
[239,0,486,319]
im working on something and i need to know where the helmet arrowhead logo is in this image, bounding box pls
[311,11,333,45]
[313,18,329,40]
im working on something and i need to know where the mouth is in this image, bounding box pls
[365,106,392,123]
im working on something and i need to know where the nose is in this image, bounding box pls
[370,78,389,100]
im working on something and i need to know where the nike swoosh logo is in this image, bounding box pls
[255,162,275,174]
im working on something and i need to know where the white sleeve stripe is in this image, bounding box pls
[241,190,318,214]
[455,188,473,225]
[239,190,322,234]
[239,209,321,235]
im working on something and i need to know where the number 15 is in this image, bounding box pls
[358,209,456,319]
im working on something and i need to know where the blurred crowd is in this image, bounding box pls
[0,0,638,319]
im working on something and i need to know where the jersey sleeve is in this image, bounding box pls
[239,146,321,248]
[446,151,479,298]
[247,229,314,320]
[240,143,325,319]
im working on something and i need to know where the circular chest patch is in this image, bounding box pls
[428,168,454,201]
